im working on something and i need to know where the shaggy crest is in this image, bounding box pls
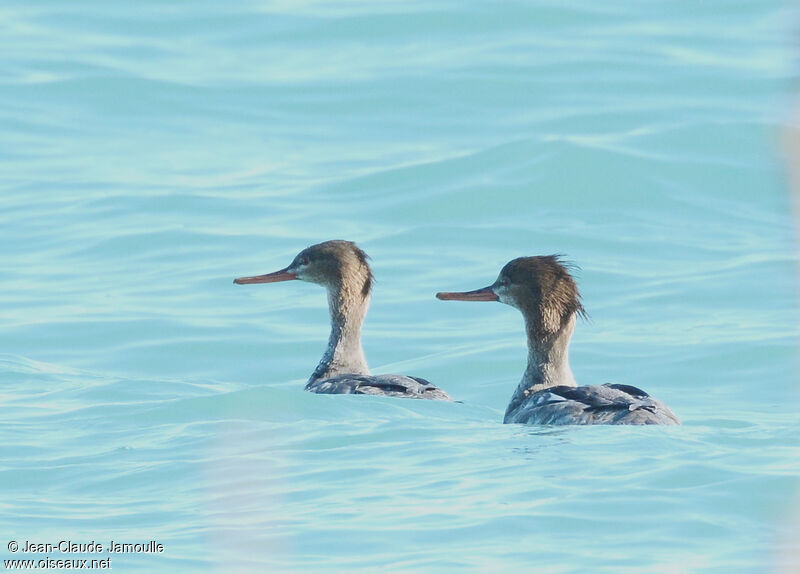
[294,240,374,298]
[500,255,586,334]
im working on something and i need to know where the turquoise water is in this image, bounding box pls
[2,1,800,572]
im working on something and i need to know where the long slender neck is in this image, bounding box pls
[505,313,577,417]
[308,281,371,384]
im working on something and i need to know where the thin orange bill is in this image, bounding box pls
[234,268,298,285]
[436,286,498,302]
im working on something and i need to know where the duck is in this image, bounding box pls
[436,256,679,424]
[235,240,451,400]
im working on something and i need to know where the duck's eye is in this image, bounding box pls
[499,278,510,287]
[299,256,310,266]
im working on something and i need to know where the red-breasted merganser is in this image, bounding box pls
[436,256,679,425]
[235,240,451,400]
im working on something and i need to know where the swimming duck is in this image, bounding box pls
[437,256,678,424]
[235,240,451,400]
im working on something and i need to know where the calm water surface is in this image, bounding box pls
[1,1,799,572]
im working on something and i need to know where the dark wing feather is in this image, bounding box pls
[306,374,452,401]
[508,384,680,425]
[604,383,650,399]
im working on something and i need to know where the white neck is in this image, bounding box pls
[504,313,577,417]
[308,285,371,384]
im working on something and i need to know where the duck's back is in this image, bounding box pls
[306,374,452,401]
[504,383,680,425]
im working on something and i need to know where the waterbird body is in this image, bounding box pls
[235,240,451,400]
[436,256,679,425]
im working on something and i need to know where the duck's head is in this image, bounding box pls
[234,240,374,298]
[437,255,585,336]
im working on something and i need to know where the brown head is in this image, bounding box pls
[437,255,586,337]
[234,240,374,299]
